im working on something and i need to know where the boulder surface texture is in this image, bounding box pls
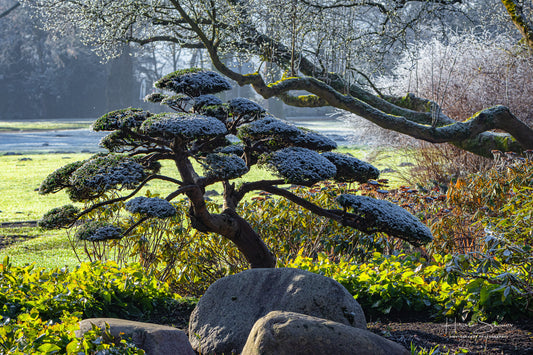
[242,311,409,355]
[77,318,194,355]
[188,268,366,354]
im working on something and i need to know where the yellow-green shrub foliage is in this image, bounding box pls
[75,183,395,295]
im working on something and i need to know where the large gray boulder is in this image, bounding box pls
[77,318,194,355]
[242,311,409,355]
[189,268,366,354]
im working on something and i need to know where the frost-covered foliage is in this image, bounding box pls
[125,197,176,218]
[154,68,232,97]
[202,153,249,180]
[69,154,147,201]
[141,113,227,140]
[193,95,227,119]
[144,93,165,103]
[194,95,223,110]
[238,116,300,141]
[229,98,265,117]
[377,33,533,125]
[92,108,150,131]
[99,131,136,152]
[38,66,434,270]
[336,194,433,245]
[75,221,123,241]
[39,160,86,195]
[290,129,337,151]
[322,152,379,183]
[215,144,244,156]
[161,94,192,107]
[39,205,80,230]
[266,147,337,185]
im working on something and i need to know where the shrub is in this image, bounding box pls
[72,182,407,295]
[0,257,184,321]
[0,257,196,354]
[0,312,144,354]
[287,250,532,322]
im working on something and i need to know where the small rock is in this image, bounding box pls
[18,157,32,161]
[241,311,409,355]
[77,318,194,355]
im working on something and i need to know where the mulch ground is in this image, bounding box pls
[368,319,533,354]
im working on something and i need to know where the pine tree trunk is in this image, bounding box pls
[221,209,276,268]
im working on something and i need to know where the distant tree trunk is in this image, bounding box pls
[106,45,136,111]
[0,2,19,19]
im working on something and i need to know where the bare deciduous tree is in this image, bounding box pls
[22,0,533,156]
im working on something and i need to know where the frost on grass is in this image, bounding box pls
[92,108,150,131]
[290,129,337,151]
[39,160,86,194]
[266,147,336,185]
[229,98,265,117]
[237,116,300,141]
[68,154,147,201]
[141,113,227,140]
[125,197,176,218]
[336,194,433,245]
[202,153,249,180]
[39,205,80,230]
[154,68,232,97]
[75,221,123,241]
[322,152,379,183]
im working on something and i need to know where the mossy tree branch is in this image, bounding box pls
[501,0,533,51]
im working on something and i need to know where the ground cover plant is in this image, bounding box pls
[0,257,195,354]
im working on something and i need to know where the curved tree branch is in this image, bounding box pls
[501,0,533,51]
[76,174,183,220]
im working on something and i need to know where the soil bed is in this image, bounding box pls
[368,319,533,354]
[158,307,533,354]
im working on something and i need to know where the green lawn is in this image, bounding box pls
[0,228,85,268]
[0,120,91,132]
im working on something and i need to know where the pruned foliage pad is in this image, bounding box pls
[39,68,432,270]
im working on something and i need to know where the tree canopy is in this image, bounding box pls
[22,0,533,156]
[39,69,433,268]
